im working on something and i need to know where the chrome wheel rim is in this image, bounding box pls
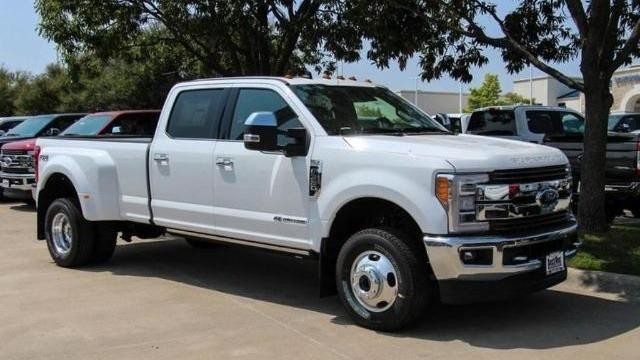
[350,250,398,312]
[51,212,73,255]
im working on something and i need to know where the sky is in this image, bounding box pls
[0,1,582,93]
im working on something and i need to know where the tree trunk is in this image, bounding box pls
[577,76,613,233]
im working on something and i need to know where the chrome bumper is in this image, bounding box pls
[424,223,579,281]
[0,172,35,192]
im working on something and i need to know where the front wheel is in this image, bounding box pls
[336,228,430,331]
[44,198,96,267]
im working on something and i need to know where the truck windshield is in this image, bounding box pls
[5,115,53,137]
[290,85,447,135]
[61,115,112,136]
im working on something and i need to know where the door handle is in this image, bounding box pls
[153,153,169,163]
[216,158,234,167]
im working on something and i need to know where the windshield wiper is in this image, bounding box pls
[359,128,405,136]
[398,127,449,135]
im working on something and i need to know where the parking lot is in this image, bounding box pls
[1,201,639,360]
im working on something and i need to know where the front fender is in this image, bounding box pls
[318,168,449,238]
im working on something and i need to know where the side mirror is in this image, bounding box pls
[112,126,121,134]
[0,130,5,136]
[243,112,279,152]
[46,128,61,136]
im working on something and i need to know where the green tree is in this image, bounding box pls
[14,64,70,115]
[0,67,16,116]
[35,0,363,77]
[353,1,640,232]
[499,92,534,106]
[465,74,502,111]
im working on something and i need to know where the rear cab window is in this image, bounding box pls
[467,110,517,136]
[525,110,584,135]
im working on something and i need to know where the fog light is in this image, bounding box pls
[460,248,493,265]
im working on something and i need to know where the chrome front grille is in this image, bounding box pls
[473,165,573,234]
[0,150,34,174]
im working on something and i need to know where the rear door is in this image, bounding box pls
[212,85,311,249]
[149,86,229,233]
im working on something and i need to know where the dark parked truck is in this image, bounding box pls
[0,114,85,200]
[0,111,160,200]
[545,132,640,219]
[467,106,640,220]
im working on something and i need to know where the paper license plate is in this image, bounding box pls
[545,251,565,275]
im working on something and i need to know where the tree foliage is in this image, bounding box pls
[465,74,501,111]
[35,0,367,76]
[465,74,534,110]
[0,33,195,116]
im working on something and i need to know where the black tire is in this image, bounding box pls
[44,198,95,267]
[336,227,429,331]
[90,225,118,264]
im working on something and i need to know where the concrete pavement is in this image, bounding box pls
[1,201,639,359]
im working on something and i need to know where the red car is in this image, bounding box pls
[0,110,160,200]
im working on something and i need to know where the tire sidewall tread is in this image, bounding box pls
[44,198,95,267]
[336,227,429,331]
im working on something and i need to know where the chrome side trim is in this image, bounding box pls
[423,223,579,281]
[168,229,312,257]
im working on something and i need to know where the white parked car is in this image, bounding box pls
[34,77,578,331]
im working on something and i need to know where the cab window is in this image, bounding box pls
[229,88,302,145]
[167,89,226,139]
[526,110,584,135]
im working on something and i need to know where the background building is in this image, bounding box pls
[397,90,469,114]
[398,64,640,115]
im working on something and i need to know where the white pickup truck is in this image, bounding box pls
[35,77,578,331]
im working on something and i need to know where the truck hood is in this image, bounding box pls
[1,138,37,151]
[0,135,35,147]
[343,134,568,171]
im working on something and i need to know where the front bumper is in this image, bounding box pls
[424,222,579,303]
[0,172,35,198]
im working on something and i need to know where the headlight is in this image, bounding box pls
[436,173,489,233]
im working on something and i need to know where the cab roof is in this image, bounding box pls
[177,76,381,88]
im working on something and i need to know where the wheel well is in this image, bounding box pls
[319,198,428,296]
[37,173,79,239]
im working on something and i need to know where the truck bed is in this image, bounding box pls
[36,137,152,223]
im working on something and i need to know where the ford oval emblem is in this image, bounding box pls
[536,188,560,210]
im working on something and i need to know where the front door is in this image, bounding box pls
[149,87,228,233]
[212,87,311,249]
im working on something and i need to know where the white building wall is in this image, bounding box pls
[512,76,575,107]
[397,90,469,114]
